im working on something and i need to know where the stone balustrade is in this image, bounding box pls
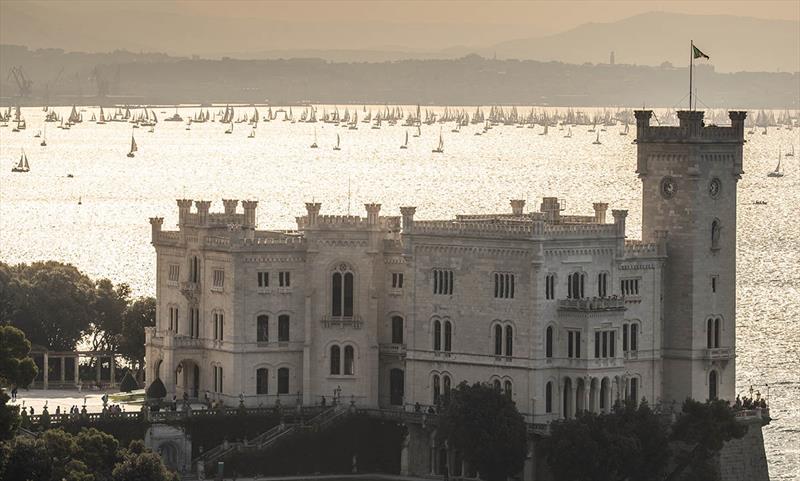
[321,315,363,329]
[558,296,626,312]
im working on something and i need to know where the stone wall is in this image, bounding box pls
[718,418,770,481]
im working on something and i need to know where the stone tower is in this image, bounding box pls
[635,110,746,403]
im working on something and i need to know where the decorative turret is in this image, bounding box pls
[510,199,525,216]
[242,200,258,228]
[365,203,381,225]
[612,209,628,256]
[729,110,747,140]
[593,202,608,224]
[222,199,239,215]
[540,197,561,223]
[634,110,652,139]
[400,206,416,234]
[677,110,705,137]
[305,202,322,226]
[195,200,211,226]
[177,199,193,226]
[149,217,163,243]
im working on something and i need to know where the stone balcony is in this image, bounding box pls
[321,315,363,329]
[180,281,201,304]
[379,343,407,357]
[558,297,626,312]
[706,347,733,359]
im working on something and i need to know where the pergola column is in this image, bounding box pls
[43,352,49,390]
[96,356,102,384]
[110,356,116,386]
[74,356,81,387]
[60,357,66,384]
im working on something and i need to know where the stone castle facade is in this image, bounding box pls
[144,110,746,423]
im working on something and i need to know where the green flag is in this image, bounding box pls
[693,45,710,60]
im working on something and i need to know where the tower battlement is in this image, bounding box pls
[635,110,747,144]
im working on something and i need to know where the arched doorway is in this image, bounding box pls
[390,368,404,406]
[176,359,200,399]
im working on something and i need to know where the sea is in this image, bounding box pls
[1,106,798,479]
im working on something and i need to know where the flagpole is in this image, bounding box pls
[689,40,694,111]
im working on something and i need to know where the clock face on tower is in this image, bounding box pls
[709,178,721,198]
[660,176,676,199]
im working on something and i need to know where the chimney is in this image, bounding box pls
[149,217,163,244]
[365,203,381,225]
[241,200,258,228]
[510,199,525,216]
[177,199,193,226]
[540,197,561,223]
[195,200,211,226]
[593,202,609,223]
[222,199,239,215]
[612,209,628,256]
[400,206,416,234]
[305,202,321,227]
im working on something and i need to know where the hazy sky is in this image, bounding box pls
[2,0,798,55]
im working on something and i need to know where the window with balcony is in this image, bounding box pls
[567,272,586,299]
[257,271,269,288]
[545,273,556,300]
[279,271,291,287]
[212,269,224,290]
[257,315,269,342]
[331,265,354,317]
[277,367,289,394]
[256,368,269,395]
[567,330,581,358]
[597,272,608,297]
[391,316,404,344]
[391,272,404,289]
[621,278,640,296]
[278,314,290,342]
[494,272,515,299]
[433,269,454,295]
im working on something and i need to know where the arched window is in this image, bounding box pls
[493,379,501,392]
[709,370,718,400]
[256,368,269,394]
[504,380,512,397]
[505,325,513,356]
[278,314,290,342]
[568,272,585,299]
[331,264,355,317]
[443,375,451,404]
[277,367,289,394]
[494,324,503,355]
[707,319,714,348]
[433,320,442,351]
[433,375,441,405]
[545,326,554,358]
[257,315,269,342]
[391,316,404,344]
[344,345,355,375]
[190,255,200,283]
[630,323,638,351]
[545,381,553,413]
[711,219,721,250]
[629,377,639,405]
[444,321,452,352]
[330,345,341,375]
[600,379,607,410]
[714,318,721,348]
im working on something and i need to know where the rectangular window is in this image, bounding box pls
[493,273,516,299]
[602,331,608,358]
[567,331,574,358]
[623,324,629,352]
[609,334,616,357]
[545,274,555,300]
[189,308,200,338]
[598,273,608,297]
[279,271,291,287]
[566,330,580,358]
[168,264,180,284]
[212,269,225,289]
[621,278,640,296]
[575,331,581,358]
[711,275,718,294]
[392,273,404,289]
[594,331,600,358]
[258,271,269,288]
[433,269,454,295]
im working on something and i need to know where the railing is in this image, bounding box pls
[558,297,626,312]
[706,347,733,359]
[321,315,362,329]
[379,343,407,355]
[173,336,204,349]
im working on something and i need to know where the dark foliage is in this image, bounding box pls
[119,371,139,393]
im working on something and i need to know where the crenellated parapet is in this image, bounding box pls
[634,110,747,144]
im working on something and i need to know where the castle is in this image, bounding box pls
[144,110,746,423]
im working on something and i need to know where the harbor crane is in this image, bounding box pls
[7,66,33,98]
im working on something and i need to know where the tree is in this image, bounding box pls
[666,399,747,481]
[0,325,38,440]
[543,400,669,481]
[119,371,139,393]
[118,297,155,374]
[8,261,96,350]
[74,428,120,481]
[438,382,527,481]
[0,435,53,481]
[90,279,131,353]
[112,451,178,481]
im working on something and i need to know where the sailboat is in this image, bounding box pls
[400,131,408,149]
[413,125,421,138]
[762,126,768,135]
[310,128,318,149]
[564,127,572,138]
[127,134,138,158]
[432,129,444,153]
[539,124,548,136]
[12,149,30,172]
[248,128,255,138]
[40,125,47,146]
[620,123,629,136]
[786,145,795,157]
[225,122,233,134]
[34,130,41,138]
[333,134,341,151]
[592,132,602,145]
[767,149,784,177]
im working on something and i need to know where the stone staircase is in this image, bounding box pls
[192,404,349,471]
